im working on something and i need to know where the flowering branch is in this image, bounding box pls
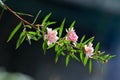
[0,0,115,73]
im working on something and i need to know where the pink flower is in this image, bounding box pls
[105,60,108,63]
[45,28,59,46]
[84,43,94,58]
[66,28,78,43]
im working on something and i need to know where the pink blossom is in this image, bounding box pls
[84,43,94,58]
[45,28,59,46]
[105,60,108,63]
[66,28,78,43]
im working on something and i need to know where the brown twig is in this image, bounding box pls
[4,4,45,35]
[4,4,43,29]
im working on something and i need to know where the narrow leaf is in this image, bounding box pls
[80,51,84,63]
[7,22,22,42]
[56,46,65,55]
[16,12,33,17]
[0,0,4,8]
[83,37,94,45]
[55,53,59,63]
[107,55,116,60]
[46,21,56,26]
[36,30,42,38]
[104,54,109,59]
[32,36,38,41]
[55,45,59,52]
[47,43,55,49]
[71,54,80,62]
[70,21,76,29]
[55,52,64,64]
[83,57,88,66]
[32,10,41,24]
[27,39,31,45]
[61,52,65,56]
[27,34,31,45]
[25,25,32,29]
[95,42,100,53]
[66,55,70,66]
[55,51,61,63]
[42,40,47,54]
[42,13,52,25]
[16,31,26,49]
[28,31,36,35]
[89,59,92,73]
[54,27,60,31]
[59,18,66,37]
[80,35,86,44]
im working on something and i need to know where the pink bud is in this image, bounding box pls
[105,60,108,63]
[84,43,94,58]
[45,28,59,46]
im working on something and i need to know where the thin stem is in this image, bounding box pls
[4,4,44,29]
[3,4,45,35]
[4,4,37,29]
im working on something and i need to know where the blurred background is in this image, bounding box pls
[0,0,120,80]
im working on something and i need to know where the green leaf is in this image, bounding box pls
[95,42,100,53]
[24,25,32,29]
[54,27,60,31]
[7,22,22,42]
[32,10,41,24]
[83,37,94,45]
[42,13,52,25]
[55,46,65,63]
[56,46,65,55]
[104,54,109,59]
[71,54,80,62]
[61,52,65,56]
[16,31,26,49]
[55,53,59,63]
[80,51,84,63]
[0,0,7,10]
[83,57,88,66]
[89,59,92,73]
[70,21,76,29]
[27,31,40,41]
[80,35,86,44]
[55,51,62,63]
[26,34,31,45]
[42,39,47,54]
[0,0,5,8]
[36,30,42,38]
[98,51,105,56]
[107,55,116,60]
[59,18,66,38]
[27,39,31,45]
[28,31,36,35]
[32,36,38,41]
[46,21,56,26]
[16,12,33,17]
[47,43,55,49]
[66,55,70,66]
[55,45,59,51]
